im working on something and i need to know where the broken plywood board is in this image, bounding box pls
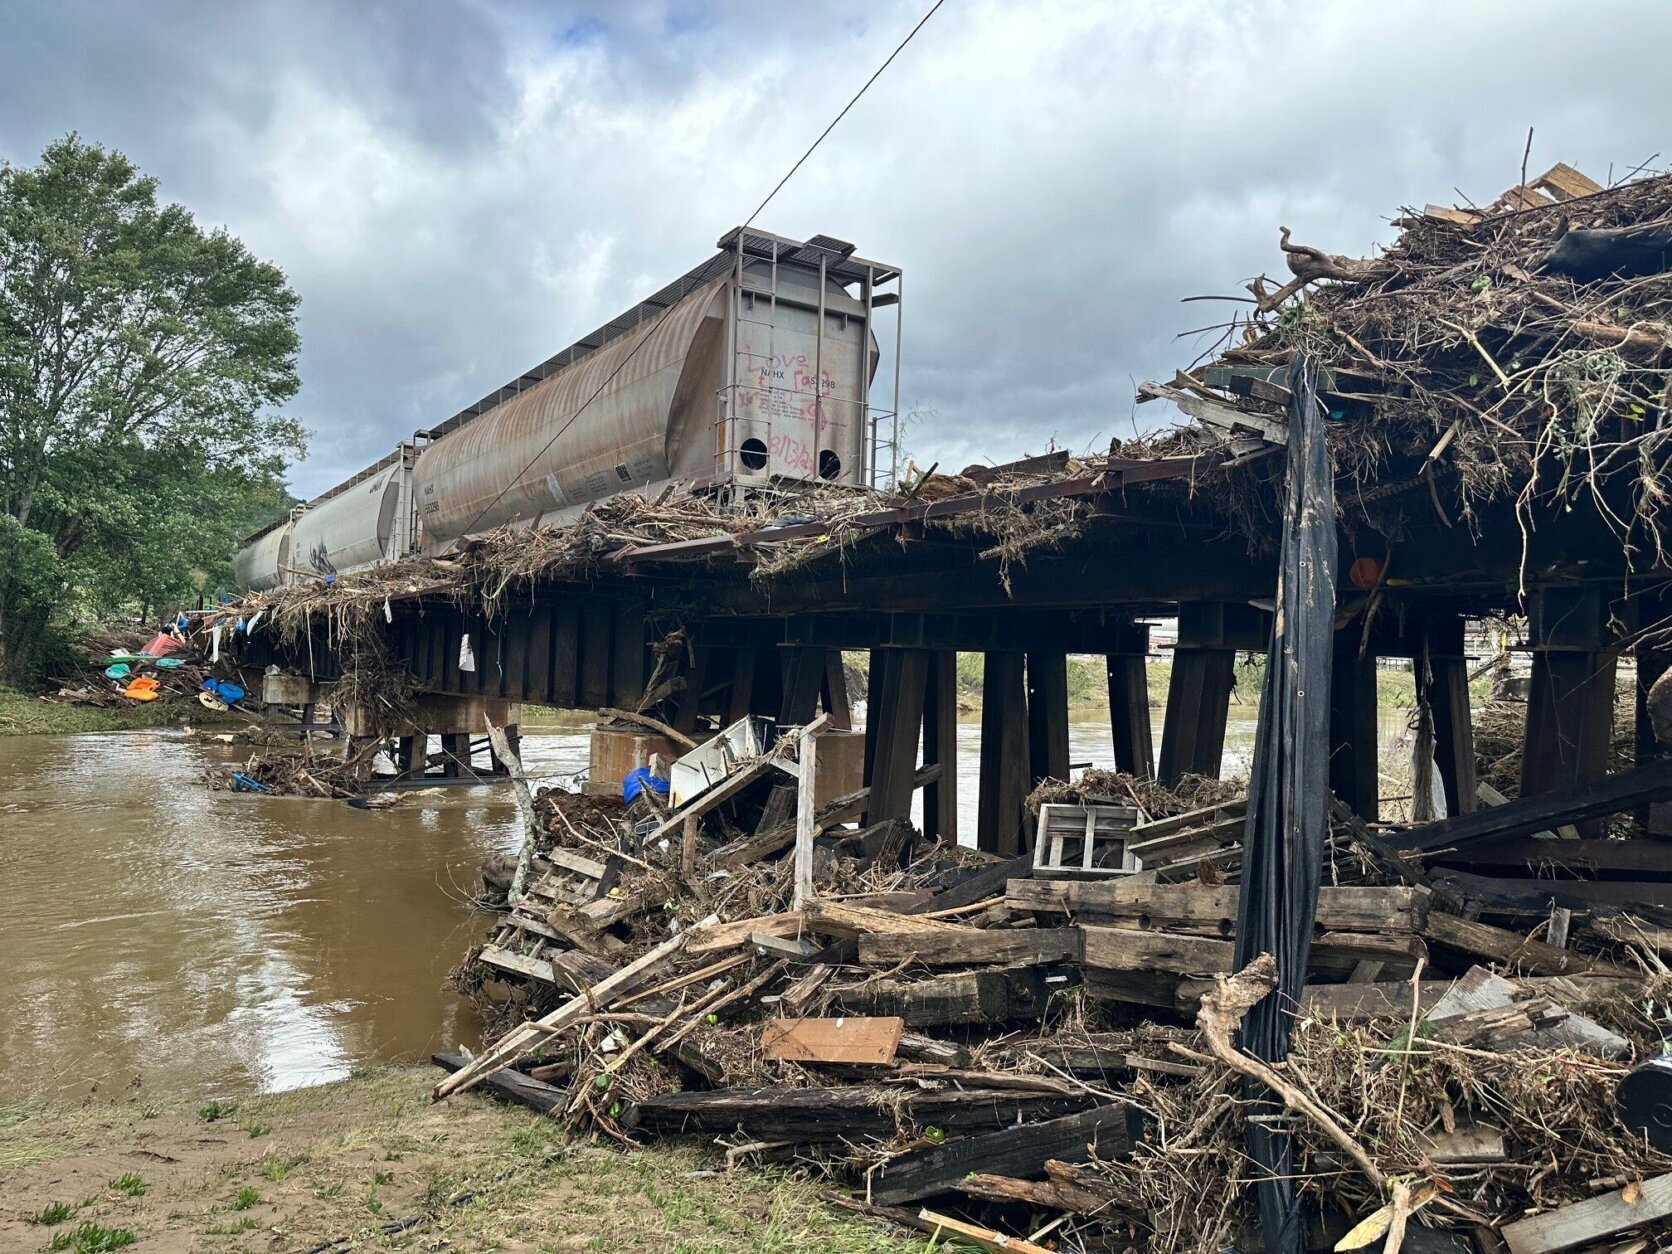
[1425,966,1629,1058]
[1500,1171,1672,1254]
[761,1016,904,1065]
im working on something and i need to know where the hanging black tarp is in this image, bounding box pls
[1232,351,1339,1252]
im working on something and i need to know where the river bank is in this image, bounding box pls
[0,1065,915,1252]
[0,682,210,737]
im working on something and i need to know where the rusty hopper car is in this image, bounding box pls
[234,444,419,588]
[411,228,901,551]
[233,228,899,588]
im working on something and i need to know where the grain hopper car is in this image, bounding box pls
[233,228,901,590]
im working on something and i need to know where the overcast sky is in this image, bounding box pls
[4,0,1668,497]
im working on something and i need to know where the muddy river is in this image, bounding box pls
[0,703,1405,1105]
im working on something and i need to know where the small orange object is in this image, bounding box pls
[1348,555,1386,590]
[123,676,160,702]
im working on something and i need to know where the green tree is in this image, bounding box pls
[0,134,304,680]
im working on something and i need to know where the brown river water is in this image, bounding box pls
[0,702,1404,1105]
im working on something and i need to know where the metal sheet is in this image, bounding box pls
[291,463,407,578]
[233,521,292,591]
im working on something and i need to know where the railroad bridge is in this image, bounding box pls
[239,436,1668,909]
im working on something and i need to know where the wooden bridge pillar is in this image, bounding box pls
[1329,631,1380,820]
[1418,615,1476,817]
[922,649,958,845]
[1523,588,1616,833]
[821,650,853,731]
[1105,621,1153,779]
[864,647,930,829]
[779,644,826,725]
[1026,651,1070,789]
[1635,591,1672,832]
[441,731,470,779]
[977,651,1030,855]
[670,645,712,736]
[1159,603,1246,786]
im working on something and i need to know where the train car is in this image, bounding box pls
[232,227,900,587]
[412,228,901,551]
[233,517,294,591]
[288,444,419,579]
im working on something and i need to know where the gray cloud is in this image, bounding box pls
[3,0,1668,496]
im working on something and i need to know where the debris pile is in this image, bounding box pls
[434,732,1672,1254]
[1147,162,1672,550]
[44,617,244,716]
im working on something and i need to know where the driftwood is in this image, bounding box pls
[597,706,697,750]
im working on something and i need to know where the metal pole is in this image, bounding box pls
[814,254,827,479]
[859,264,874,487]
[891,271,904,489]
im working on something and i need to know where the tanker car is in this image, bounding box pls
[233,228,901,590]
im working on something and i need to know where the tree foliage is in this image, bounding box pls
[0,134,304,680]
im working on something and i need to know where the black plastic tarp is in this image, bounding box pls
[1232,352,1339,1252]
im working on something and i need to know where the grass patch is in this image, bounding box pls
[109,1172,146,1197]
[47,1223,136,1253]
[0,681,191,737]
[1,1067,922,1253]
[196,1099,236,1122]
[27,1202,79,1226]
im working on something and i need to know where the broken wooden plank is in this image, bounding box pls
[1417,1123,1507,1165]
[436,915,713,1099]
[478,944,558,986]
[869,1104,1140,1206]
[687,912,802,955]
[956,1170,1112,1215]
[1081,926,1233,976]
[1137,380,1287,443]
[858,926,1082,968]
[1010,1034,1201,1079]
[1423,910,1628,977]
[750,931,820,961]
[1500,1171,1672,1254]
[578,891,650,929]
[1009,880,1429,935]
[803,900,964,941]
[543,846,610,882]
[905,854,1035,916]
[597,705,697,750]
[623,1083,1091,1141]
[1395,758,1672,854]
[916,1209,1053,1254]
[761,1015,904,1065]
[896,1032,971,1068]
[431,1052,564,1115]
[1591,913,1672,956]
[835,966,1053,1026]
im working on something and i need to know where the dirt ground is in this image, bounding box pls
[0,1066,920,1253]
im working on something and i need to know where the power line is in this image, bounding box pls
[741,0,947,231]
[447,0,946,541]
